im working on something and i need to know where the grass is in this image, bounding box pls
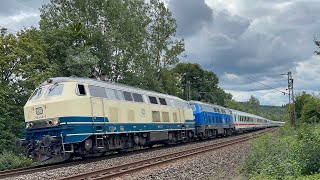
[0,150,33,171]
[242,124,320,179]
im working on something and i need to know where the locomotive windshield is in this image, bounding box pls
[29,86,46,100]
[47,83,64,97]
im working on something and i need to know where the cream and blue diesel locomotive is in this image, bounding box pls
[16,77,284,162]
[16,77,195,162]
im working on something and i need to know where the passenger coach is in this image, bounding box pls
[17,77,195,162]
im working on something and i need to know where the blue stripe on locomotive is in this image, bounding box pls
[191,103,232,126]
[24,117,195,144]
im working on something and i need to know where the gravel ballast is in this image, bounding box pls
[5,130,273,180]
[121,142,249,180]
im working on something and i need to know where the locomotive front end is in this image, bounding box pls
[16,78,91,163]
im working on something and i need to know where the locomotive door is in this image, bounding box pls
[91,97,106,133]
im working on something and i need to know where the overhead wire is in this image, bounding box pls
[247,77,288,95]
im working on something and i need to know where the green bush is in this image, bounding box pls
[0,151,33,171]
[242,124,320,179]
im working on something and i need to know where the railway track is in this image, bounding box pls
[61,128,276,180]
[0,128,275,179]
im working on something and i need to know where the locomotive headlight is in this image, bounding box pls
[26,122,33,129]
[48,118,60,126]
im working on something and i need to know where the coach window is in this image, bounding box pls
[123,91,133,101]
[159,98,167,105]
[132,93,144,102]
[105,88,117,99]
[77,84,86,95]
[89,85,107,98]
[149,96,158,104]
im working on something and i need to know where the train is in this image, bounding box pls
[15,77,284,163]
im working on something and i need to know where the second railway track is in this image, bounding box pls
[61,128,276,180]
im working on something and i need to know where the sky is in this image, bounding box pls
[1,0,320,105]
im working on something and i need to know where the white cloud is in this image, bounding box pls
[0,11,40,31]
[294,55,320,91]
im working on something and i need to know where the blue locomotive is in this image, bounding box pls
[189,101,234,138]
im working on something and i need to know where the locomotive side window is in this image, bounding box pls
[152,111,161,122]
[77,84,86,95]
[48,84,64,97]
[162,112,170,122]
[149,96,158,104]
[88,85,107,98]
[132,93,143,102]
[105,88,117,99]
[123,91,133,101]
[159,98,167,105]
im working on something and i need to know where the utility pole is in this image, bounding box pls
[287,71,297,126]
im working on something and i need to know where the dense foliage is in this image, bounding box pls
[0,0,235,169]
[243,124,320,179]
[243,92,320,179]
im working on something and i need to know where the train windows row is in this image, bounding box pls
[239,116,254,122]
[85,85,189,109]
[152,111,179,122]
[30,84,65,100]
[199,104,227,114]
[206,116,231,124]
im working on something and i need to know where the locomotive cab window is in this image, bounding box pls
[77,84,86,95]
[191,104,196,111]
[89,85,107,98]
[149,96,158,104]
[132,93,143,102]
[159,98,167,105]
[105,88,117,99]
[29,86,45,100]
[47,84,64,97]
[123,91,133,101]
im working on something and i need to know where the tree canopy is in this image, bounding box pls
[0,0,233,153]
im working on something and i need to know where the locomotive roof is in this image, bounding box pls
[40,77,186,102]
[189,101,228,110]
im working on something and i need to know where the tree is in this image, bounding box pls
[39,0,184,93]
[247,95,260,113]
[294,92,320,124]
[225,99,241,110]
[173,62,231,105]
[295,91,313,120]
[300,98,320,123]
[0,29,52,151]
